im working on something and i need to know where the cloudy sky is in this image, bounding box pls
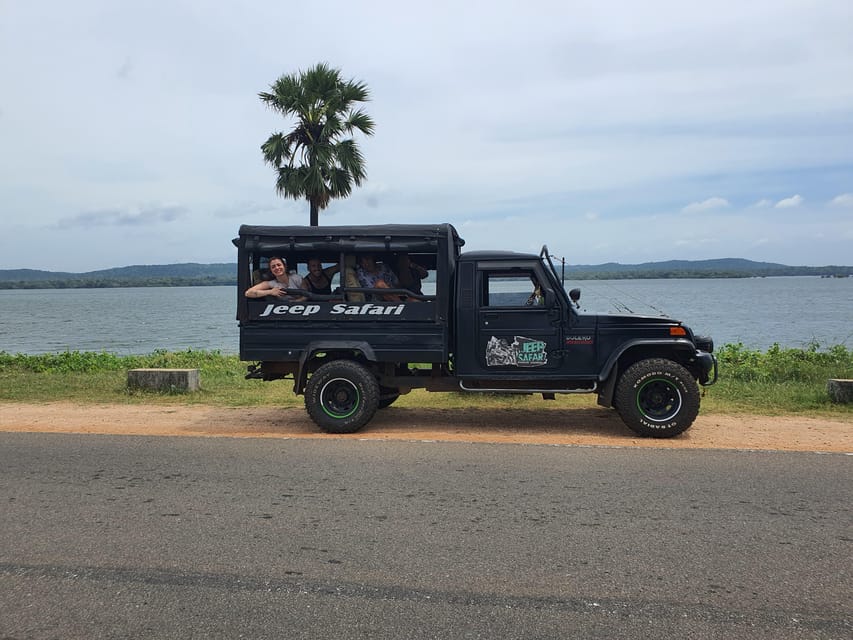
[1,0,851,272]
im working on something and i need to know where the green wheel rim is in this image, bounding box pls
[319,377,361,419]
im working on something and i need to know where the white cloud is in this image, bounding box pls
[750,199,773,208]
[56,204,189,229]
[682,197,730,213]
[829,193,853,208]
[584,211,600,221]
[775,195,804,208]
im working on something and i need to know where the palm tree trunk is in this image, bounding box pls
[310,201,319,226]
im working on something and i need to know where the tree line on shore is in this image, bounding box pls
[0,263,851,290]
[0,276,234,290]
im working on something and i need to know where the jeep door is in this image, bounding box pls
[458,263,564,375]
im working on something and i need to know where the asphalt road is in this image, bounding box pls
[1,433,850,639]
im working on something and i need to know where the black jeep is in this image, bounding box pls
[235,223,717,437]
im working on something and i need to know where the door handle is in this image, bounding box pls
[482,312,499,321]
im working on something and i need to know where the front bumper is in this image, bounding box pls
[696,351,718,386]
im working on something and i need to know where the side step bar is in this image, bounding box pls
[458,380,598,394]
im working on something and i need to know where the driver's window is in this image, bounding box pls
[484,272,542,307]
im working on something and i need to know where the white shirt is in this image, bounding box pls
[267,273,304,298]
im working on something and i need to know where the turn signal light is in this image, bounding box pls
[670,326,687,336]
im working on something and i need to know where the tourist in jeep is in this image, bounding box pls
[303,257,340,296]
[396,253,429,296]
[356,254,400,301]
[244,256,304,300]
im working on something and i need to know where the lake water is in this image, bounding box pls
[0,276,850,355]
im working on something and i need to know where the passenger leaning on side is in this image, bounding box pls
[303,257,340,295]
[244,256,304,300]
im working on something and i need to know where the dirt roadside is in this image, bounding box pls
[0,402,850,452]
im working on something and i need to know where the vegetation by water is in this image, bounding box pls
[2,258,852,289]
[0,276,234,289]
[709,342,853,413]
[1,344,851,416]
[0,263,235,289]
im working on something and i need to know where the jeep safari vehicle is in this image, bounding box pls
[235,223,717,437]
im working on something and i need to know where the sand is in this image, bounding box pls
[1,403,850,452]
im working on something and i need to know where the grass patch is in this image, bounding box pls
[1,344,851,417]
[703,342,853,415]
[0,349,295,407]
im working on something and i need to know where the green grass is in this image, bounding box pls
[0,349,285,407]
[700,342,853,415]
[1,344,851,417]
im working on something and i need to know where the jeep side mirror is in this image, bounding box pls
[569,288,581,308]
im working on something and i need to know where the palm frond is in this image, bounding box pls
[338,80,370,106]
[344,109,375,136]
[333,139,367,184]
[261,132,289,168]
[275,166,309,200]
[327,167,354,199]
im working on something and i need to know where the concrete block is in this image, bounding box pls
[826,379,853,404]
[128,368,200,392]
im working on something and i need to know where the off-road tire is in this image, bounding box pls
[304,360,380,434]
[614,358,700,438]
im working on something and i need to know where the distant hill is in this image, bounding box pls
[0,259,850,289]
[562,257,853,280]
[571,258,786,273]
[0,263,235,289]
[565,258,813,279]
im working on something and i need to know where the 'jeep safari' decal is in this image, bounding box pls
[249,301,436,322]
[259,302,405,317]
[486,336,548,367]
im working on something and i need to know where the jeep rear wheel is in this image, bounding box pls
[615,358,699,438]
[305,360,380,434]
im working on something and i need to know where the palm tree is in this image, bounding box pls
[259,63,375,226]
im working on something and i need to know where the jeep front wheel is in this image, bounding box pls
[614,358,700,438]
[304,360,380,434]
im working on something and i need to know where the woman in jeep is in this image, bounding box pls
[244,256,304,300]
